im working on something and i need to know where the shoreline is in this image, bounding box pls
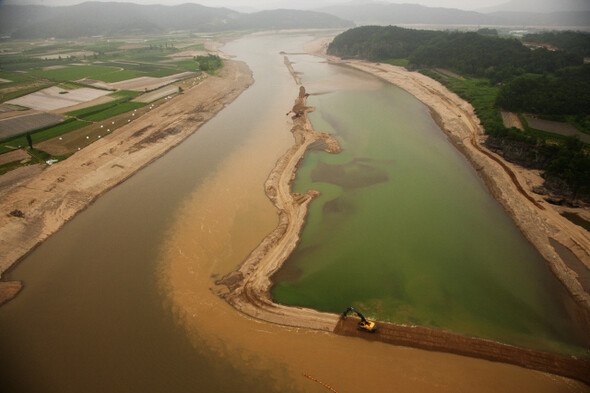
[218,39,590,334]
[0,60,254,302]
[1,33,589,384]
[303,38,590,324]
[341,60,590,319]
[215,42,590,381]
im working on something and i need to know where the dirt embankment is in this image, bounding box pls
[217,84,342,331]
[335,317,590,385]
[0,60,254,303]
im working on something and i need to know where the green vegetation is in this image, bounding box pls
[82,102,145,122]
[328,26,582,84]
[523,31,590,58]
[174,60,201,72]
[385,58,409,67]
[0,159,26,176]
[0,118,90,154]
[0,82,54,102]
[65,91,145,121]
[329,25,438,61]
[328,26,590,200]
[496,66,590,117]
[196,54,222,73]
[108,90,142,99]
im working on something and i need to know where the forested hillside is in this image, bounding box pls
[328,26,590,200]
[523,31,590,57]
[328,26,583,83]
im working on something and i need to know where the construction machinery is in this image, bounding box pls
[342,307,377,332]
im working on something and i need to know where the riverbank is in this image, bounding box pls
[212,39,589,384]
[303,38,590,326]
[0,60,254,303]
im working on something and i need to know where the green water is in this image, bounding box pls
[272,70,588,355]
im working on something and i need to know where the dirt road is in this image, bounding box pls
[335,317,590,385]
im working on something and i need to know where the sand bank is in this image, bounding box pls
[0,60,254,302]
[217,85,342,331]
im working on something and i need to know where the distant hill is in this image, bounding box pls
[317,2,590,27]
[477,0,590,13]
[0,2,353,38]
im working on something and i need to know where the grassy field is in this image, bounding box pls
[28,65,122,82]
[385,58,410,67]
[0,119,91,154]
[64,90,142,120]
[82,102,145,121]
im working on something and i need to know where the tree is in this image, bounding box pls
[26,132,33,149]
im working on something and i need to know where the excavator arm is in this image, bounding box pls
[342,307,377,332]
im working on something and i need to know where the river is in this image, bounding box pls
[0,33,587,393]
[271,55,587,355]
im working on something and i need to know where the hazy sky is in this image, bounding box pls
[2,0,509,11]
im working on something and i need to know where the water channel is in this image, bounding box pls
[0,33,587,393]
[271,55,587,355]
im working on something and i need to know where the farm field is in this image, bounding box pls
[133,85,179,103]
[7,86,111,110]
[0,113,65,139]
[0,31,224,173]
[524,115,590,144]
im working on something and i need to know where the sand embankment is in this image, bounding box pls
[0,60,253,302]
[217,85,342,331]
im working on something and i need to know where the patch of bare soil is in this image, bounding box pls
[6,86,111,111]
[0,149,28,166]
[0,281,23,306]
[109,72,196,91]
[501,110,524,130]
[524,115,590,143]
[0,112,65,139]
[0,164,43,200]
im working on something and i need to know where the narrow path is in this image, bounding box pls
[335,317,590,385]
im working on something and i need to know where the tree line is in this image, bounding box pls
[196,54,222,72]
[328,26,583,84]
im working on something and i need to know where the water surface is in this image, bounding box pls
[272,56,588,355]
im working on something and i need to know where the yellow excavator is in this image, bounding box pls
[342,307,377,332]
